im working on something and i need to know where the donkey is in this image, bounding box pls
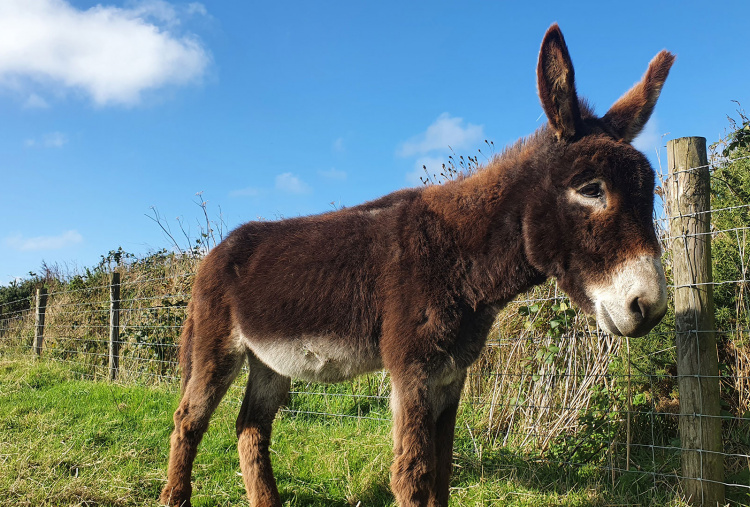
[161,24,673,507]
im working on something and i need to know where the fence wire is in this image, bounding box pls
[1,154,749,503]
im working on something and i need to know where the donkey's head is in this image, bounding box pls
[523,24,673,337]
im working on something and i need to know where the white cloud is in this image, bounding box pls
[24,93,49,108]
[6,230,83,251]
[275,172,311,194]
[332,137,345,152]
[25,131,68,148]
[229,186,261,197]
[398,113,484,157]
[128,0,187,27]
[232,171,316,197]
[0,0,210,106]
[318,167,347,180]
[44,131,67,148]
[633,116,664,156]
[186,3,208,16]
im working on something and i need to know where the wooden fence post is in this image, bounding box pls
[34,288,48,355]
[109,272,121,381]
[666,137,725,506]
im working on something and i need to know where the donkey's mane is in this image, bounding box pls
[481,98,597,177]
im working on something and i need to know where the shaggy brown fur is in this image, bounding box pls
[161,24,674,507]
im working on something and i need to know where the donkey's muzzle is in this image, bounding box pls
[592,256,668,337]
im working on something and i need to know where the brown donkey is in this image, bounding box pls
[161,24,673,507]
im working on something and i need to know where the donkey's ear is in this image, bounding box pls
[537,24,581,141]
[602,51,676,143]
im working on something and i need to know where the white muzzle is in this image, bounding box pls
[590,256,668,337]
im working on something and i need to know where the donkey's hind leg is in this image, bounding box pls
[236,353,290,507]
[161,345,244,507]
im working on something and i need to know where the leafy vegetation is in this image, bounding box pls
[708,110,750,491]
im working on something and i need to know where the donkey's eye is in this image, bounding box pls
[578,182,603,199]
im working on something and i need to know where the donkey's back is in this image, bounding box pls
[189,187,423,383]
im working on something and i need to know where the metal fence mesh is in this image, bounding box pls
[1,155,749,503]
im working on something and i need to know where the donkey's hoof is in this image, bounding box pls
[160,485,191,507]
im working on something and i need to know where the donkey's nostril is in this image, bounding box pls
[629,296,646,320]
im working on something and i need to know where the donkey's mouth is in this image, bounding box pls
[596,297,666,337]
[596,302,624,336]
[589,256,668,337]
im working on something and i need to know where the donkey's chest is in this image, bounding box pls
[241,333,383,383]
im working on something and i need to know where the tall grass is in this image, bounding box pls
[0,253,713,486]
[1,239,748,504]
[0,354,693,506]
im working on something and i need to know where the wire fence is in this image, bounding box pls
[1,148,749,504]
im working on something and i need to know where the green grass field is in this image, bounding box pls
[0,353,691,506]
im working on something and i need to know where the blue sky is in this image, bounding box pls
[1,0,749,285]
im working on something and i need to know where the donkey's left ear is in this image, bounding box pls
[537,24,582,141]
[602,51,676,143]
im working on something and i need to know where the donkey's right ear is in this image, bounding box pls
[537,24,582,141]
[602,51,676,143]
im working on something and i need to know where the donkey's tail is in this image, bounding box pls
[178,302,195,394]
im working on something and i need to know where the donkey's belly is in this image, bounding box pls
[241,333,383,383]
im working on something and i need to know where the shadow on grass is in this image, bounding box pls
[451,433,686,506]
[277,474,393,507]
[274,411,621,505]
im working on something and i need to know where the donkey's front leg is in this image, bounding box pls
[390,366,467,507]
[390,371,438,507]
[429,371,466,507]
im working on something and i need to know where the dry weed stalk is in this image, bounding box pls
[467,281,624,453]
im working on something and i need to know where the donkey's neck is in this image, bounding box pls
[421,141,549,308]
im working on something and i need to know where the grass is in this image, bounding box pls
[0,352,695,506]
